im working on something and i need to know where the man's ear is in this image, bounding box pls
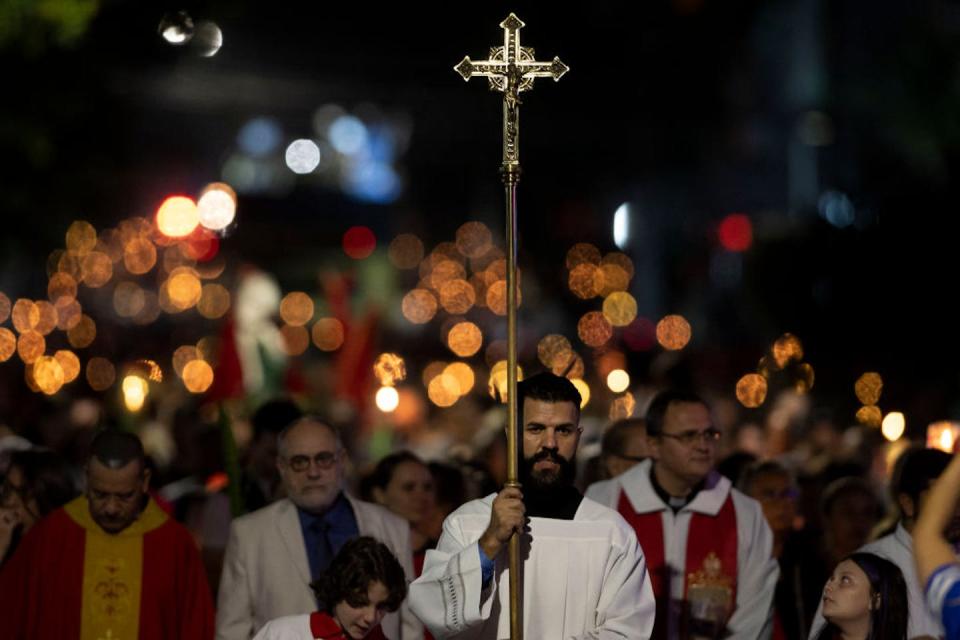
[372,487,387,506]
[647,435,661,460]
[141,467,152,493]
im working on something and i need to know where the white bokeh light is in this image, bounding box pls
[606,369,631,393]
[882,411,906,442]
[613,203,630,249]
[285,139,321,174]
[198,184,237,231]
[376,386,400,413]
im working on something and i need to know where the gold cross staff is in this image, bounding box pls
[454,14,567,640]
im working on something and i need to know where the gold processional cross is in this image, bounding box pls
[454,13,567,640]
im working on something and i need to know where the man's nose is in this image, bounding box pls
[543,428,558,449]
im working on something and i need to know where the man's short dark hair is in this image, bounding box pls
[821,476,877,518]
[251,398,303,439]
[737,459,792,495]
[890,446,951,509]
[88,429,145,470]
[311,536,407,613]
[644,390,708,436]
[601,418,646,458]
[517,372,581,416]
[368,451,426,492]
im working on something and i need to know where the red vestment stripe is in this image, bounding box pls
[618,492,669,639]
[309,611,388,640]
[617,489,739,640]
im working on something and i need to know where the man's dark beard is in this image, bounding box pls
[519,449,582,520]
[520,448,576,491]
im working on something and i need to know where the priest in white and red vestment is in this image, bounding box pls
[0,430,214,640]
[587,390,778,640]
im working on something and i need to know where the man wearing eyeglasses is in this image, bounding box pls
[586,390,778,640]
[216,416,421,640]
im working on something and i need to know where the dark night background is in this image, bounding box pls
[3,0,960,439]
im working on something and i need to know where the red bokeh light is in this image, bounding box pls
[623,317,656,352]
[718,213,753,252]
[342,226,376,260]
[182,227,220,262]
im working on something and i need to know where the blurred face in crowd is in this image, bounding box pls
[334,580,391,639]
[604,426,650,479]
[373,461,435,526]
[821,559,875,632]
[521,398,581,490]
[249,431,280,481]
[825,489,878,560]
[86,458,150,534]
[651,401,718,493]
[278,420,344,514]
[748,471,797,536]
[1,465,41,531]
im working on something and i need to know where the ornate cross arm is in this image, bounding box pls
[454,13,568,172]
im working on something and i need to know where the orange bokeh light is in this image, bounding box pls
[54,298,82,330]
[17,331,45,364]
[67,315,96,349]
[736,374,768,408]
[439,279,476,315]
[312,318,345,351]
[565,243,601,270]
[33,356,65,395]
[123,237,158,275]
[447,322,483,358]
[81,251,113,288]
[86,357,116,391]
[54,350,81,383]
[65,220,97,254]
[577,311,613,348]
[182,359,215,393]
[280,324,310,356]
[0,328,15,362]
[280,292,315,327]
[34,301,58,336]
[388,234,424,269]
[656,315,692,351]
[47,272,78,304]
[401,289,438,324]
[11,299,39,333]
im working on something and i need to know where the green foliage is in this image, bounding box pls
[0,0,100,53]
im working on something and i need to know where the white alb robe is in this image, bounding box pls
[408,493,656,640]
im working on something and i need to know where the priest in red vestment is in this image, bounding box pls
[586,389,779,640]
[0,429,215,640]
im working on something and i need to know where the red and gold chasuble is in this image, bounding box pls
[63,496,168,640]
[618,490,738,640]
[0,495,214,640]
